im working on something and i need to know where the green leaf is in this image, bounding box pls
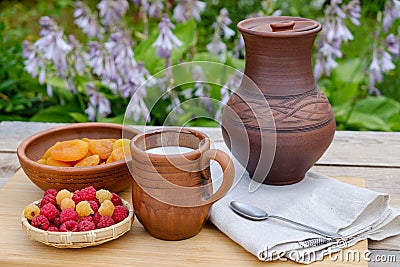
[352,96,400,121]
[347,111,391,131]
[97,114,124,124]
[388,114,400,131]
[192,52,221,63]
[332,58,364,84]
[0,79,17,91]
[332,102,352,123]
[226,55,245,70]
[68,112,88,122]
[30,104,81,122]
[170,19,197,62]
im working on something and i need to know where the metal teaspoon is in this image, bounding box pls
[230,201,343,239]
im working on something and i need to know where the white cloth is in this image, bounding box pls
[209,143,400,264]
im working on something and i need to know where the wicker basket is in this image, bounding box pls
[21,199,134,248]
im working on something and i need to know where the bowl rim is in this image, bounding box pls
[17,122,142,174]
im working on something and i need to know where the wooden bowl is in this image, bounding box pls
[21,198,134,248]
[17,122,141,192]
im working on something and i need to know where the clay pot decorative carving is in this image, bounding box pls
[222,16,335,185]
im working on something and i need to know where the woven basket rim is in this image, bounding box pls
[21,198,134,248]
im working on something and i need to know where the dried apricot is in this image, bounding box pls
[51,140,89,162]
[75,155,100,167]
[112,139,131,150]
[41,142,60,159]
[88,139,114,160]
[47,156,73,167]
[37,158,47,165]
[106,146,130,163]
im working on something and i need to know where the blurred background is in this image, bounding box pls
[0,0,399,131]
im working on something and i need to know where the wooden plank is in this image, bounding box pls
[0,170,368,267]
[0,122,64,152]
[317,131,400,168]
[2,122,399,168]
[0,152,20,187]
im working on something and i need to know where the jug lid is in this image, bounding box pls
[237,16,321,37]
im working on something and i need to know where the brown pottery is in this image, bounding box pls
[17,122,141,192]
[130,128,234,240]
[222,16,335,185]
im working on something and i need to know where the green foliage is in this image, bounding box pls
[0,0,399,131]
[0,20,55,121]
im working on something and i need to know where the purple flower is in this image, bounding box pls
[234,33,245,59]
[213,8,235,39]
[314,0,361,79]
[38,16,56,36]
[385,33,400,57]
[126,81,150,122]
[133,0,165,18]
[215,71,242,121]
[23,40,43,81]
[97,0,129,27]
[383,0,400,32]
[74,1,103,39]
[344,0,361,26]
[153,14,183,60]
[68,35,88,75]
[206,38,226,57]
[33,17,72,81]
[105,30,137,78]
[190,65,213,113]
[85,83,112,121]
[207,8,235,61]
[173,0,206,23]
[89,41,105,77]
[121,63,151,98]
[380,48,396,72]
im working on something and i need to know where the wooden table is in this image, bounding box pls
[0,121,399,266]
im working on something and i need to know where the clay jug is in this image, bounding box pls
[222,16,335,185]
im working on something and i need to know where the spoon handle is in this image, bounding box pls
[268,215,342,239]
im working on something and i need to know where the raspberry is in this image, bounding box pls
[40,203,60,221]
[79,186,96,201]
[111,193,122,206]
[76,201,94,217]
[31,215,50,230]
[44,189,58,197]
[93,212,101,225]
[24,204,40,220]
[112,206,128,223]
[56,189,72,206]
[96,189,112,203]
[72,190,82,205]
[60,208,78,223]
[98,200,115,217]
[60,198,75,210]
[80,216,93,222]
[78,220,96,231]
[39,194,57,207]
[54,217,62,227]
[88,200,99,213]
[96,216,114,229]
[60,220,78,232]
[47,226,59,232]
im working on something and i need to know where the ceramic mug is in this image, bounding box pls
[130,128,234,240]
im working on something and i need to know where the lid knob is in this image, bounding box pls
[270,21,295,32]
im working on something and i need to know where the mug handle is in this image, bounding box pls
[200,149,235,204]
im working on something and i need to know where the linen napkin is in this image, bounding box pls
[209,142,400,264]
